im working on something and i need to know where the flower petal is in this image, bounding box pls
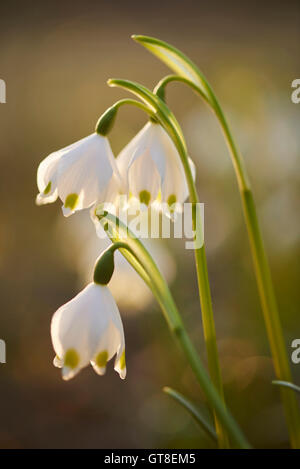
[128,150,161,206]
[51,283,125,380]
[36,151,60,205]
[57,134,116,214]
[117,122,166,193]
[114,347,126,380]
[51,284,110,370]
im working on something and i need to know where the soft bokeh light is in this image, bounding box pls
[55,211,176,313]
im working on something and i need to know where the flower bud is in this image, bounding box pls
[95,106,117,136]
[93,249,115,285]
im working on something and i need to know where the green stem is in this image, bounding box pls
[156,74,300,448]
[131,33,300,447]
[273,381,300,395]
[96,98,157,135]
[107,78,230,448]
[241,188,300,448]
[96,211,251,448]
[187,190,229,449]
[163,387,218,443]
[112,98,157,117]
[213,99,300,448]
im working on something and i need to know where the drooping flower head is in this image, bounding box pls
[36,133,120,216]
[116,121,196,214]
[51,282,126,380]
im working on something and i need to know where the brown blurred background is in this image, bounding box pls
[0,0,299,449]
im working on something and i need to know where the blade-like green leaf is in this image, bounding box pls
[132,34,216,106]
[163,386,217,443]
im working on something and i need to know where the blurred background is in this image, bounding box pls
[0,0,299,449]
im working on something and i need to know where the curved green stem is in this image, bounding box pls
[111,98,157,117]
[154,75,209,105]
[163,386,217,443]
[273,381,300,395]
[131,35,300,447]
[107,77,229,447]
[96,210,250,448]
[154,75,300,449]
[96,98,157,135]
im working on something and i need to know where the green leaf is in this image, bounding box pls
[272,380,300,395]
[132,35,216,107]
[163,386,217,443]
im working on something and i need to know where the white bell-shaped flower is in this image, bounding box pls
[116,121,196,213]
[36,133,120,216]
[51,282,126,380]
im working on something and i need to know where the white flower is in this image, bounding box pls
[51,282,126,380]
[36,133,120,216]
[116,122,196,213]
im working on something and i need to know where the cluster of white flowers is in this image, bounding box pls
[37,122,195,217]
[37,118,195,381]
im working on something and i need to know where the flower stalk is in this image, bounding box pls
[132,34,300,448]
[104,80,229,447]
[163,387,218,443]
[96,210,250,448]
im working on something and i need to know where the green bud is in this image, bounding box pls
[95,106,117,136]
[93,249,115,285]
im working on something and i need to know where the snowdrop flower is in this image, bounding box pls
[36,133,120,216]
[51,282,126,380]
[116,121,196,214]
